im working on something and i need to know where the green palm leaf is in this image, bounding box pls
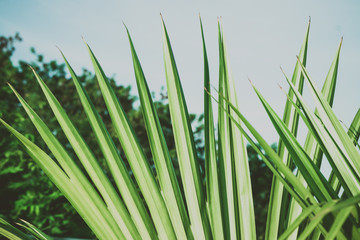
[201,17,225,240]
[217,21,256,240]
[297,58,360,173]
[31,68,139,239]
[84,40,176,239]
[1,17,359,240]
[60,51,157,240]
[0,119,123,239]
[17,219,53,240]
[0,218,33,240]
[7,84,128,239]
[348,109,360,146]
[286,38,342,239]
[284,67,360,197]
[161,16,211,240]
[266,19,310,240]
[125,25,192,240]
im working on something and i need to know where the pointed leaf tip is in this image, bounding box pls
[55,45,61,52]
[278,84,293,102]
[204,87,211,96]
[278,84,284,91]
[27,64,35,72]
[7,83,17,94]
[81,36,88,46]
[56,46,65,57]
[296,55,302,64]
[122,21,127,29]
[248,77,254,86]
[280,66,288,77]
[123,22,130,35]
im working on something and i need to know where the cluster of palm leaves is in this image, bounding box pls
[1,17,359,240]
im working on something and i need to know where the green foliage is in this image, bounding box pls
[1,17,359,240]
[248,144,274,240]
[0,34,201,238]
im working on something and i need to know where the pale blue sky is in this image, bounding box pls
[1,0,359,143]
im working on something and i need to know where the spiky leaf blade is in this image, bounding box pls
[84,40,176,239]
[266,20,310,240]
[60,52,157,240]
[217,20,234,240]
[287,38,342,238]
[252,83,337,202]
[297,58,360,176]
[8,84,127,239]
[325,206,354,240]
[0,119,121,240]
[200,17,225,240]
[30,69,139,239]
[348,108,360,146]
[161,16,211,240]
[0,218,33,240]
[284,67,360,197]
[125,26,192,240]
[17,219,53,240]
[220,23,256,240]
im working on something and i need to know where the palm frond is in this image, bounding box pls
[1,17,359,240]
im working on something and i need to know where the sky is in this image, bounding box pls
[1,0,359,144]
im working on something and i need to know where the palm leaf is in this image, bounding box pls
[0,218,33,240]
[60,51,157,240]
[217,20,234,240]
[0,119,122,239]
[1,17,359,240]
[348,109,360,146]
[297,58,360,174]
[31,68,139,239]
[217,20,256,240]
[266,19,310,239]
[251,82,337,202]
[17,219,53,240]
[125,25,192,240]
[284,66,360,197]
[286,39,342,238]
[7,83,128,239]
[84,39,176,239]
[161,16,211,240]
[200,16,225,240]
